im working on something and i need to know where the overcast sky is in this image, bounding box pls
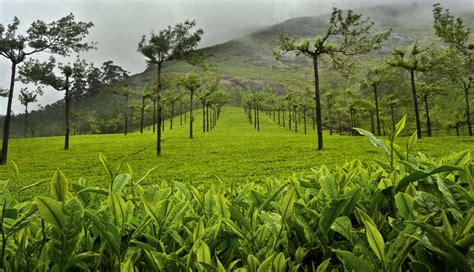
[1,0,472,114]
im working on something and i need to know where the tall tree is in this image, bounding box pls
[0,13,94,164]
[387,42,430,139]
[364,66,386,136]
[179,72,203,139]
[18,87,42,138]
[20,56,90,150]
[275,8,389,150]
[137,20,203,155]
[433,4,473,136]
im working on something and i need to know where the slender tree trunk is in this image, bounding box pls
[64,75,70,150]
[410,70,422,138]
[303,108,307,134]
[456,123,460,137]
[170,102,174,130]
[206,103,210,132]
[184,103,187,124]
[294,106,297,133]
[373,83,381,136]
[282,109,286,127]
[273,110,275,122]
[313,57,323,150]
[162,112,164,131]
[463,83,472,136]
[140,96,145,133]
[278,110,281,126]
[24,104,28,138]
[338,112,342,136]
[131,108,135,132]
[190,90,194,139]
[157,63,162,155]
[423,95,432,137]
[0,63,17,165]
[257,106,260,131]
[254,106,257,129]
[288,106,292,130]
[180,103,183,126]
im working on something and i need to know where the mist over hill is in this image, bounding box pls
[2,2,472,137]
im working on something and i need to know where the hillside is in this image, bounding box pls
[2,3,473,137]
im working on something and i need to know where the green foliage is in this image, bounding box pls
[0,116,472,270]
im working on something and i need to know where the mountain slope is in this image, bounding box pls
[2,3,472,137]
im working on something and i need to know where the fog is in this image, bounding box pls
[0,0,472,114]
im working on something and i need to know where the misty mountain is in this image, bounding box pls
[3,3,472,137]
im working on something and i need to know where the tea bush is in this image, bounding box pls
[0,117,472,271]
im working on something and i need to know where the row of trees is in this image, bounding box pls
[272,4,472,150]
[109,72,229,138]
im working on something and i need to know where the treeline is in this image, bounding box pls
[242,4,472,143]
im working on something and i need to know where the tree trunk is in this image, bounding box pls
[456,123,460,137]
[464,83,472,136]
[410,70,422,138]
[140,96,145,133]
[282,109,286,127]
[206,103,210,132]
[373,83,381,136]
[313,57,323,150]
[278,110,280,126]
[288,106,292,131]
[64,74,70,150]
[170,102,174,130]
[157,63,162,155]
[24,103,28,138]
[162,112,164,131]
[254,106,257,129]
[0,63,16,165]
[423,95,432,137]
[180,103,183,125]
[190,90,194,139]
[257,106,260,131]
[338,112,342,136]
[303,108,307,134]
[294,106,297,133]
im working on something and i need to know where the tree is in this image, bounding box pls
[274,8,389,150]
[101,60,129,85]
[137,20,203,155]
[179,72,203,139]
[363,66,386,136]
[140,84,153,133]
[20,56,91,150]
[387,42,430,139]
[0,13,94,164]
[18,87,42,138]
[109,86,135,135]
[433,5,473,136]
[433,3,473,53]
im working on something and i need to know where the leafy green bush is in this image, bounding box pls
[0,117,472,271]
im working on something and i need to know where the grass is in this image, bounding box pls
[0,106,472,198]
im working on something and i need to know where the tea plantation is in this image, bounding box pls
[1,107,472,195]
[0,107,473,271]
